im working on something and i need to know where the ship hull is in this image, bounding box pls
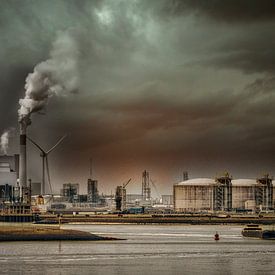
[242,229,262,238]
[262,230,275,240]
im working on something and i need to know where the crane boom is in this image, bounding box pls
[123,178,132,188]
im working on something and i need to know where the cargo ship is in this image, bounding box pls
[241,224,262,238]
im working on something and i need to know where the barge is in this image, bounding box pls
[242,224,262,238]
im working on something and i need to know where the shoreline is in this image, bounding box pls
[0,225,123,242]
[44,216,275,225]
[1,214,275,225]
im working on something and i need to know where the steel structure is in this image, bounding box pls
[87,179,99,203]
[213,173,232,211]
[256,174,273,210]
[183,171,189,181]
[115,178,131,211]
[142,170,151,201]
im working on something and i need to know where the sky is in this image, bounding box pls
[1,0,275,195]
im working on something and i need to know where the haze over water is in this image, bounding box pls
[0,224,274,275]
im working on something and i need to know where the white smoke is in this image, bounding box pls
[0,128,15,155]
[18,30,79,124]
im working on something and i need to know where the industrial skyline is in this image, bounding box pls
[1,0,275,194]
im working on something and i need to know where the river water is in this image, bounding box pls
[0,224,275,275]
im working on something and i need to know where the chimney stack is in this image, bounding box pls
[19,121,27,188]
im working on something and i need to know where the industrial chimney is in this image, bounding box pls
[19,120,27,188]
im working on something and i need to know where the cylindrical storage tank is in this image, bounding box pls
[231,179,257,210]
[174,178,215,212]
[245,200,256,210]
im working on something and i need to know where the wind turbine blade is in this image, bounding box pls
[27,136,45,153]
[45,156,53,194]
[150,179,161,198]
[46,134,67,154]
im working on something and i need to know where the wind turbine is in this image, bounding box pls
[150,179,161,200]
[27,135,67,195]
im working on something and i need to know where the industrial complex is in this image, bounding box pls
[173,173,275,213]
[0,123,274,218]
[1,143,275,217]
[0,146,173,216]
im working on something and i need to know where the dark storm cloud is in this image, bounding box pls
[153,1,275,75]
[1,0,275,192]
[197,26,275,74]
[245,77,275,96]
[164,0,275,22]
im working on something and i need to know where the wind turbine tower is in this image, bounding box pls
[27,135,67,195]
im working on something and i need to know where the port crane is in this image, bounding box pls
[123,178,132,189]
[115,178,132,211]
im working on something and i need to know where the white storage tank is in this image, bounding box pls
[174,178,215,212]
[231,179,256,210]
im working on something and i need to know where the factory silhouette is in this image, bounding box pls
[0,143,172,217]
[0,130,274,221]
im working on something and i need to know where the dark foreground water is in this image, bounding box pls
[0,224,275,275]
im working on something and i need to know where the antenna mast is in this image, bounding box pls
[89,157,93,179]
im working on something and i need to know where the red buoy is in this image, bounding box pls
[214,232,219,241]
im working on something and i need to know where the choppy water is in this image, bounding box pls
[0,224,275,275]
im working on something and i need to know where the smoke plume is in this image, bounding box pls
[18,30,79,125]
[0,128,15,155]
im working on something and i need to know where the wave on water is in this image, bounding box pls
[0,250,274,263]
[92,232,242,239]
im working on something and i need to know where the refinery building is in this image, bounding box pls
[173,173,275,212]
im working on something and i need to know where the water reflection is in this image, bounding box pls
[0,224,274,275]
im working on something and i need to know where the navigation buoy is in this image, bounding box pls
[214,232,220,241]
